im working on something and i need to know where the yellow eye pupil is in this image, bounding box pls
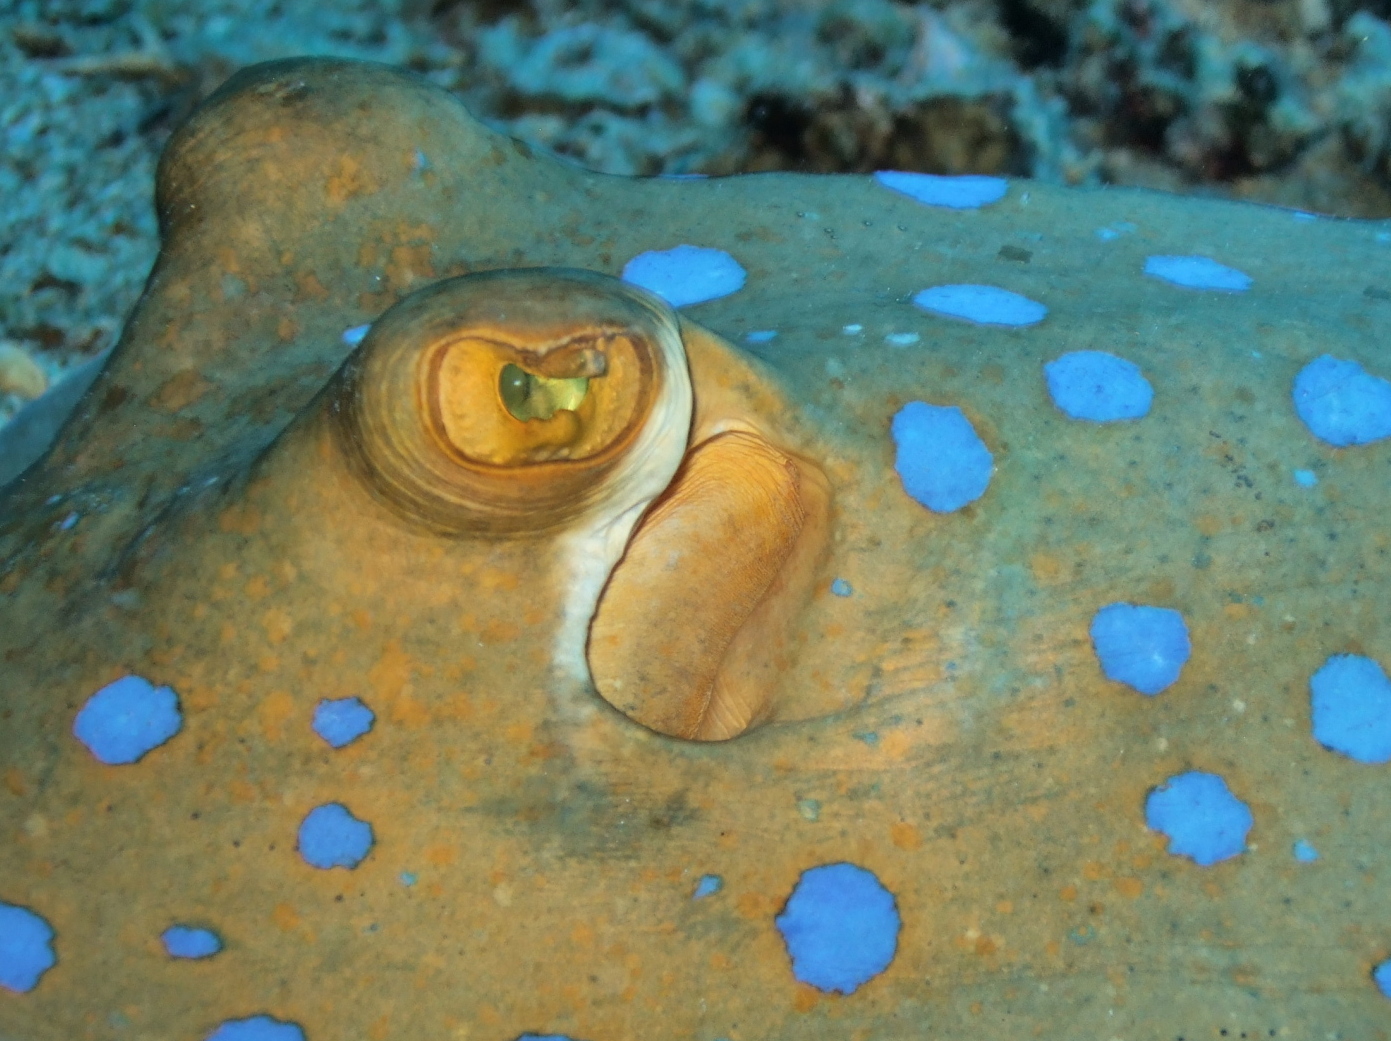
[499,362,589,422]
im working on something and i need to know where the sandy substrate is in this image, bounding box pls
[3,0,1390,432]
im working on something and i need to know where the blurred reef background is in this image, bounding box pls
[3,0,1391,431]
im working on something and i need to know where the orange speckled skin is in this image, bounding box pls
[3,58,1391,1040]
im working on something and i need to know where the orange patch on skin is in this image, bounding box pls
[889,821,923,851]
[4,768,26,797]
[148,369,212,412]
[272,903,300,931]
[1082,861,1108,881]
[423,844,456,867]
[878,730,913,760]
[325,154,379,205]
[368,640,413,700]
[277,315,298,342]
[368,1016,390,1041]
[1028,552,1065,585]
[792,985,820,1012]
[1223,602,1254,620]
[736,891,778,920]
[387,691,430,727]
[295,271,329,301]
[262,608,293,645]
[974,935,998,956]
[1114,877,1145,898]
[1059,885,1078,902]
[258,691,295,742]
[504,721,533,745]
[1195,514,1223,537]
[480,619,521,645]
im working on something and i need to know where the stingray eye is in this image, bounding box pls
[333,268,692,537]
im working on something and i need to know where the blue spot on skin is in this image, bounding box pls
[745,329,778,344]
[830,578,853,597]
[73,675,182,765]
[1044,350,1153,423]
[1089,603,1191,696]
[912,284,1047,327]
[1145,771,1253,866]
[162,926,222,959]
[205,1015,306,1041]
[401,872,418,886]
[0,902,56,993]
[515,1035,585,1041]
[693,874,723,899]
[621,245,746,307]
[872,170,1007,209]
[1293,839,1320,863]
[1375,960,1391,999]
[312,697,375,749]
[1294,468,1318,487]
[775,862,900,994]
[1143,255,1252,292]
[297,803,374,870]
[853,731,879,746]
[1095,221,1137,241]
[342,323,371,347]
[891,402,993,513]
[1310,654,1391,764]
[1292,355,1391,447]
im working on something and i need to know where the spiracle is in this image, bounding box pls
[331,268,693,538]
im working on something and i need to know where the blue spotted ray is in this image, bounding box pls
[2,57,1391,1040]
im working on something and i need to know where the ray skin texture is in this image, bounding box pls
[2,57,1391,1040]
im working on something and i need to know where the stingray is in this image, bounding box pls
[3,57,1391,1041]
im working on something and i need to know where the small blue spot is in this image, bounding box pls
[1095,221,1137,241]
[1293,469,1318,487]
[1293,839,1320,863]
[0,902,56,993]
[297,803,374,870]
[1143,255,1251,292]
[891,402,993,513]
[342,323,371,347]
[911,284,1047,327]
[1044,350,1153,423]
[400,872,417,887]
[514,1035,584,1041]
[312,697,375,749]
[693,874,723,899]
[884,331,920,347]
[58,512,78,531]
[73,675,182,765]
[1089,603,1191,696]
[1310,654,1391,764]
[853,731,879,746]
[1375,960,1391,999]
[205,1015,306,1041]
[745,329,778,344]
[161,926,221,959]
[872,170,1007,209]
[621,245,746,307]
[1145,771,1253,866]
[830,578,853,597]
[413,148,429,173]
[775,862,900,994]
[1292,355,1391,447]
[1068,924,1095,945]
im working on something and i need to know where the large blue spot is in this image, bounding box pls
[312,697,375,749]
[73,675,182,765]
[1143,255,1251,292]
[0,902,56,993]
[1292,355,1391,447]
[1044,350,1153,423]
[872,170,1007,209]
[1310,653,1391,763]
[890,402,993,513]
[1375,960,1391,999]
[693,874,723,899]
[1145,771,1253,866]
[911,284,1047,327]
[621,245,746,307]
[775,862,900,994]
[297,803,374,870]
[1089,603,1191,696]
[205,1015,306,1041]
[162,925,222,959]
